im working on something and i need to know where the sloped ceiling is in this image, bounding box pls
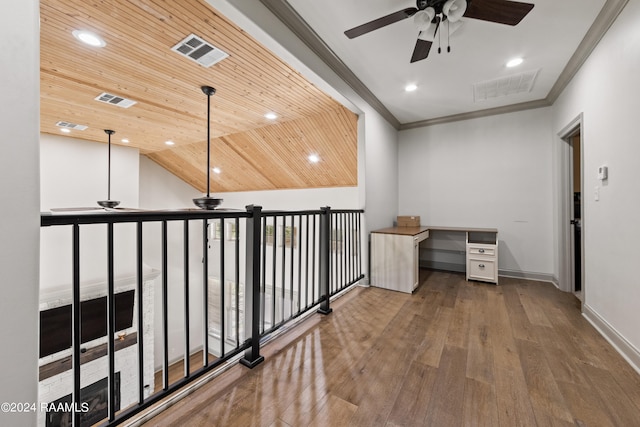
[40,0,359,193]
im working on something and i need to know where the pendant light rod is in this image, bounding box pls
[193,85,222,210]
[201,85,216,197]
[105,129,115,200]
[98,129,120,208]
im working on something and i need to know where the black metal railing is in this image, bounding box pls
[40,205,364,426]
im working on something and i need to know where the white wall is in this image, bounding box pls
[40,134,140,290]
[552,0,640,365]
[215,186,359,210]
[398,108,555,277]
[0,1,40,425]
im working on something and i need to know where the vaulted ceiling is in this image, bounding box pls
[40,0,359,193]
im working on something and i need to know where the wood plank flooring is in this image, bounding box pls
[141,270,640,426]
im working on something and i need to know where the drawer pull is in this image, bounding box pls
[479,249,485,253]
[478,264,485,268]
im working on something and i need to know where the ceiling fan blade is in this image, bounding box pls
[464,0,534,26]
[345,7,418,39]
[410,38,433,63]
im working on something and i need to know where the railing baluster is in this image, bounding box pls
[202,219,209,367]
[183,220,190,378]
[311,214,316,305]
[297,215,303,315]
[235,217,240,348]
[219,217,225,357]
[289,215,294,320]
[271,216,277,328]
[72,224,81,427]
[137,222,145,403]
[261,216,267,334]
[281,215,286,323]
[162,221,169,390]
[108,222,116,421]
[305,215,310,309]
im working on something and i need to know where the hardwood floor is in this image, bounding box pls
[153,351,217,394]
[141,270,640,426]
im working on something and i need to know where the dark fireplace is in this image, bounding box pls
[46,373,120,427]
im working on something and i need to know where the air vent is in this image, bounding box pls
[172,34,229,68]
[473,69,539,102]
[56,121,87,130]
[94,92,137,108]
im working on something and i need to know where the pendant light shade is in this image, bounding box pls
[97,129,120,208]
[193,85,223,210]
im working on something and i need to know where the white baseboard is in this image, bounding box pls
[498,269,557,285]
[582,303,640,376]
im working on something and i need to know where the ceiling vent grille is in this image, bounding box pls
[473,69,540,102]
[94,92,137,108]
[172,34,229,67]
[56,121,87,130]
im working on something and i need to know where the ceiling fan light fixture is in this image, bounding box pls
[507,57,524,68]
[443,0,467,23]
[413,8,435,32]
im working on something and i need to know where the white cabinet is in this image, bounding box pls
[466,232,498,284]
[371,227,429,293]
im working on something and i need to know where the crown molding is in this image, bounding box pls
[399,99,551,130]
[264,0,628,131]
[546,0,629,103]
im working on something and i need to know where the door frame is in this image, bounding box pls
[556,113,584,297]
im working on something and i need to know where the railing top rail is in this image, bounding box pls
[261,208,364,216]
[41,207,365,227]
[329,209,365,214]
[41,208,250,227]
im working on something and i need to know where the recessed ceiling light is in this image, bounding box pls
[308,154,320,163]
[405,84,418,92]
[506,57,524,68]
[264,112,278,120]
[60,128,71,133]
[72,30,106,48]
[121,138,129,143]
[165,140,175,146]
[212,167,221,174]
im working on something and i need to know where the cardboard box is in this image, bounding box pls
[397,216,420,227]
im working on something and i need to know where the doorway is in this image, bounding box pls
[570,133,582,296]
[558,115,584,299]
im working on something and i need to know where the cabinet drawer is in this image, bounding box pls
[468,258,497,282]
[468,246,495,256]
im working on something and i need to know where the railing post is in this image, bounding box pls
[318,206,333,315]
[240,205,265,368]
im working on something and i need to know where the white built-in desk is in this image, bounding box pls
[371,226,498,294]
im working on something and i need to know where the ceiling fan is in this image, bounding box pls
[344,0,534,63]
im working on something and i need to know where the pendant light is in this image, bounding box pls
[97,129,120,208]
[193,85,223,209]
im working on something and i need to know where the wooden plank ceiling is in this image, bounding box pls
[40,0,358,193]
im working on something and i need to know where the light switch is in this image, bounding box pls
[594,186,600,201]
